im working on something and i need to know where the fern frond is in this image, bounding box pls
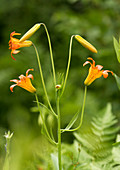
[74,103,119,160]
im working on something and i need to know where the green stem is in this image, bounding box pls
[33,43,57,118]
[3,141,10,170]
[61,35,74,97]
[61,85,87,132]
[41,23,56,86]
[57,92,62,170]
[3,131,13,170]
[35,93,57,145]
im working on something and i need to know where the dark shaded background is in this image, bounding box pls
[0,0,120,169]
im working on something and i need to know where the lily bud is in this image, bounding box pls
[75,35,97,53]
[55,84,62,89]
[19,23,41,42]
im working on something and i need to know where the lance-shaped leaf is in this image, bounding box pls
[113,37,120,63]
[61,110,80,133]
[114,73,120,90]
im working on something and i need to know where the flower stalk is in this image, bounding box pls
[41,23,56,87]
[32,43,57,118]
[61,35,74,97]
[56,90,62,170]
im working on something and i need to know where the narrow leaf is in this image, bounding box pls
[113,37,120,63]
[62,110,79,132]
[112,141,120,146]
[51,154,59,170]
[50,127,55,141]
[114,73,120,90]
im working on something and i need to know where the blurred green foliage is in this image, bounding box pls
[0,0,120,169]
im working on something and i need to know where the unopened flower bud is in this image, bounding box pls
[55,84,61,89]
[19,23,41,42]
[75,35,97,53]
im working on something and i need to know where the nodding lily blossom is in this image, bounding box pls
[83,57,113,86]
[10,69,36,93]
[9,31,32,60]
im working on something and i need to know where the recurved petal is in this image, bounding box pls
[10,84,17,92]
[11,53,16,60]
[83,61,92,66]
[10,79,19,83]
[96,65,103,70]
[10,31,21,37]
[27,74,34,80]
[19,75,26,80]
[87,57,95,66]
[102,70,113,78]
[12,50,20,54]
[26,69,34,76]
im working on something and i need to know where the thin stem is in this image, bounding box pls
[57,92,62,170]
[41,23,56,86]
[32,43,57,118]
[60,35,75,97]
[3,140,10,170]
[61,86,87,132]
[35,93,57,145]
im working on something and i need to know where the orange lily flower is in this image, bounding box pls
[9,31,32,60]
[10,69,36,93]
[83,57,113,86]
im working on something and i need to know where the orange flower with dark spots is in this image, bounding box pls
[83,57,113,86]
[9,31,32,60]
[10,69,36,93]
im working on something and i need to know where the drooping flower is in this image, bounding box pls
[9,24,41,60]
[10,69,36,93]
[83,57,113,86]
[9,31,32,60]
[75,35,97,53]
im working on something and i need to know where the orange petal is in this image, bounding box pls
[11,53,16,60]
[27,74,34,80]
[10,31,21,37]
[87,57,95,66]
[96,65,103,70]
[102,71,108,78]
[10,79,19,83]
[26,69,34,76]
[12,50,20,54]
[103,70,113,78]
[83,61,92,67]
[10,84,17,92]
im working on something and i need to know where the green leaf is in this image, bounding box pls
[113,141,120,146]
[114,73,120,90]
[51,154,59,170]
[113,134,120,146]
[61,110,80,132]
[74,103,118,160]
[113,37,120,63]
